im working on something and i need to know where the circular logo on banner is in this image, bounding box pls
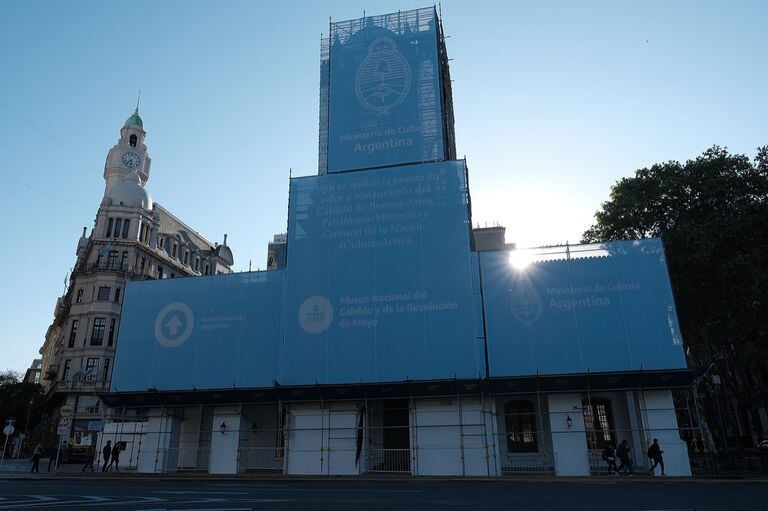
[355,37,411,114]
[510,278,542,325]
[298,296,334,334]
[154,302,195,348]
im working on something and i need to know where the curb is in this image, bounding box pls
[1,473,766,484]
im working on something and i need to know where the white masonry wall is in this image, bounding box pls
[413,398,489,476]
[208,407,245,474]
[548,393,590,476]
[639,390,692,476]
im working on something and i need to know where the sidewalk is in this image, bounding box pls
[1,461,766,484]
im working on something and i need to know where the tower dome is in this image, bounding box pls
[124,108,143,128]
[108,171,153,209]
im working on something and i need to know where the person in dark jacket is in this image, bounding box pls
[107,442,121,472]
[616,440,634,475]
[30,443,43,474]
[647,438,666,476]
[82,441,96,472]
[101,440,112,472]
[602,444,619,475]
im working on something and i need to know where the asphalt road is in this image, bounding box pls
[0,479,765,510]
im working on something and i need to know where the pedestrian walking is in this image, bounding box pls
[108,442,121,472]
[647,438,666,476]
[30,443,43,474]
[616,440,634,475]
[82,441,96,472]
[602,444,619,475]
[101,440,112,472]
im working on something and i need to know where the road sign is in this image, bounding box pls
[59,405,74,418]
[57,425,70,437]
[2,425,14,436]
[58,418,69,427]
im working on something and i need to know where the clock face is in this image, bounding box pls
[121,151,141,168]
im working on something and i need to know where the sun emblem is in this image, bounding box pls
[355,37,412,114]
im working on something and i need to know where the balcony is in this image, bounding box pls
[50,379,110,394]
[76,261,157,279]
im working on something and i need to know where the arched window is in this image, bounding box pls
[105,218,113,237]
[129,134,137,147]
[582,398,616,450]
[113,218,122,239]
[122,219,130,238]
[504,400,538,452]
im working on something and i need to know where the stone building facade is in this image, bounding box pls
[36,108,234,453]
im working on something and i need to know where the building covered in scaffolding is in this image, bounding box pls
[98,6,699,477]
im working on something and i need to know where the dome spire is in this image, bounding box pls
[124,91,144,128]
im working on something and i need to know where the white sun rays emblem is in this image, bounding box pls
[510,278,543,325]
[355,37,412,114]
[154,302,195,348]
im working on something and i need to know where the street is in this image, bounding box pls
[0,478,765,510]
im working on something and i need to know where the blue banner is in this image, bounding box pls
[110,271,284,392]
[283,160,483,384]
[481,239,687,376]
[327,8,444,172]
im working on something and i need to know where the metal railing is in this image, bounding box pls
[150,447,211,473]
[501,452,555,475]
[365,448,411,473]
[588,449,649,475]
[237,447,284,472]
[689,450,768,478]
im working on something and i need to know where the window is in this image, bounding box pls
[114,288,121,303]
[84,358,99,381]
[504,401,538,452]
[129,134,137,147]
[183,250,189,265]
[68,319,79,348]
[172,243,177,258]
[75,289,84,304]
[107,250,118,269]
[122,219,130,238]
[159,237,165,249]
[113,218,122,238]
[105,218,113,237]
[97,286,110,301]
[76,395,100,414]
[62,359,72,380]
[194,257,200,271]
[170,272,175,278]
[120,251,128,269]
[140,257,146,272]
[204,263,210,275]
[90,317,106,345]
[108,318,116,346]
[102,358,110,382]
[157,266,164,279]
[582,398,616,450]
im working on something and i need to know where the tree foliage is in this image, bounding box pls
[0,370,45,433]
[584,146,768,444]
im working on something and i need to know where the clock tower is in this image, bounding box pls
[102,106,152,205]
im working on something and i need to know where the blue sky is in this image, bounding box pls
[1,0,766,373]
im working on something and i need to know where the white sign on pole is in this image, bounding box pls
[57,425,70,437]
[2,425,13,436]
[59,405,74,418]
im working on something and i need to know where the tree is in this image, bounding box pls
[0,370,45,436]
[583,146,768,448]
